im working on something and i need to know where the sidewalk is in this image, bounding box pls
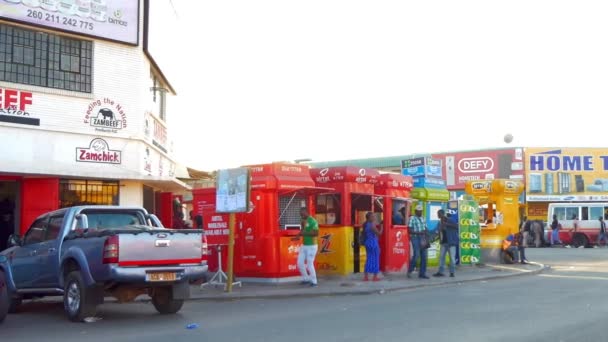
[192,262,547,301]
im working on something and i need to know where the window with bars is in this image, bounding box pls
[59,179,119,208]
[0,24,93,93]
[279,194,306,228]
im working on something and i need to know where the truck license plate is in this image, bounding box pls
[146,272,177,282]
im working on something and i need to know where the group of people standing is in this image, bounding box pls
[407,205,459,279]
[520,217,545,248]
[294,205,470,286]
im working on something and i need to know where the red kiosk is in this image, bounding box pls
[192,163,331,282]
[374,173,414,273]
[309,167,381,275]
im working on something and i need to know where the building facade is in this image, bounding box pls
[0,0,187,245]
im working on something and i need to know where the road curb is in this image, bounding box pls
[188,262,548,302]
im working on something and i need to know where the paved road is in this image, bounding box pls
[2,248,607,342]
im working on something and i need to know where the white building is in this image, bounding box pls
[0,0,189,245]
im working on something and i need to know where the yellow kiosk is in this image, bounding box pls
[464,179,524,263]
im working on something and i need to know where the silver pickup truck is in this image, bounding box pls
[0,206,208,322]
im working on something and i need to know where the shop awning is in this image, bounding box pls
[138,177,192,193]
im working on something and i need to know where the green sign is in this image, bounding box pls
[458,199,481,265]
[411,187,450,201]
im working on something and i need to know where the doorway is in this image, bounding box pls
[351,194,373,273]
[0,181,20,251]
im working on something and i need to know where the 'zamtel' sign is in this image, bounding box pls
[529,149,608,171]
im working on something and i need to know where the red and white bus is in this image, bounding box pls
[547,203,608,247]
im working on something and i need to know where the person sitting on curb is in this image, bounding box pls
[502,233,528,264]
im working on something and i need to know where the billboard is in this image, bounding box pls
[401,156,442,179]
[432,148,525,190]
[0,0,139,45]
[216,168,251,213]
[458,198,481,265]
[526,148,608,202]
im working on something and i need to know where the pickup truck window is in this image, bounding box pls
[46,216,64,240]
[23,218,47,245]
[77,210,142,229]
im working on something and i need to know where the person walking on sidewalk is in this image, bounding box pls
[597,216,607,247]
[550,215,563,246]
[408,205,429,279]
[434,209,459,278]
[298,208,319,287]
[363,212,383,281]
[532,220,543,248]
[520,216,531,247]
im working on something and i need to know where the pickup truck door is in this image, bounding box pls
[9,217,48,288]
[37,215,64,288]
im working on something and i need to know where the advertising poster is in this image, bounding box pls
[432,148,525,190]
[525,148,608,202]
[216,167,251,213]
[0,0,139,45]
[458,198,481,265]
[401,156,443,179]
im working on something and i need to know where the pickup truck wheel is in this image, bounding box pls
[151,288,184,315]
[64,271,97,322]
[0,271,8,323]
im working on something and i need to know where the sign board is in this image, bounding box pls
[75,138,121,164]
[83,98,127,134]
[216,168,251,213]
[432,148,524,190]
[401,156,442,179]
[0,0,139,45]
[526,148,608,202]
[0,87,39,126]
[458,199,481,265]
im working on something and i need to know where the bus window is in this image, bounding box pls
[565,207,579,220]
[582,207,589,220]
[554,207,566,221]
[590,207,603,221]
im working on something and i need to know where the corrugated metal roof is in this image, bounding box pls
[307,147,523,169]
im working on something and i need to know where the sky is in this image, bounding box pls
[151,0,608,171]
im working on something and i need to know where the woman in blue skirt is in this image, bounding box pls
[363,212,383,281]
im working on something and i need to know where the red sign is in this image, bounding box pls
[203,213,230,245]
[375,174,414,191]
[310,167,380,185]
[247,163,315,190]
[432,148,525,190]
[0,88,32,111]
[382,227,410,272]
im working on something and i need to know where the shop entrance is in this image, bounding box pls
[0,181,20,252]
[352,193,373,273]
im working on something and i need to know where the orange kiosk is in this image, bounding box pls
[310,167,381,275]
[374,174,414,273]
[193,163,331,282]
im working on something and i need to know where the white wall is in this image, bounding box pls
[119,180,143,206]
[0,4,177,180]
